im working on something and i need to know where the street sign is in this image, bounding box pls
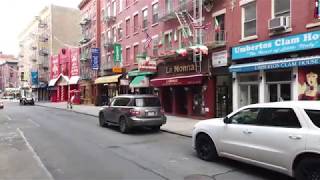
[91,48,100,70]
[113,43,122,63]
[31,71,38,86]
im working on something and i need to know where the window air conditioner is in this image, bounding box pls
[268,16,290,31]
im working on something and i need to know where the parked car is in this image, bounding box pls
[99,94,166,133]
[192,101,320,180]
[0,101,3,109]
[20,96,35,105]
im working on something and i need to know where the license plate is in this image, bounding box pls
[147,111,155,116]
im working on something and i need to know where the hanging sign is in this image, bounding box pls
[113,43,122,62]
[91,48,100,70]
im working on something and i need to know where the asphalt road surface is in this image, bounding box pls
[0,101,293,180]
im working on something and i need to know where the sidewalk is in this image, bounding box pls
[36,102,204,137]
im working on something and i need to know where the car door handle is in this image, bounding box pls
[243,130,252,135]
[289,135,302,140]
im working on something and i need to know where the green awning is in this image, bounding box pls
[128,70,155,77]
[129,75,149,88]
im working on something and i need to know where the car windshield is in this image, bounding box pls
[305,109,320,128]
[135,98,161,107]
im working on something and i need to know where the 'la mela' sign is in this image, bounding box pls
[232,30,320,60]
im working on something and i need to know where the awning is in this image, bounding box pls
[229,56,320,73]
[150,74,205,87]
[57,75,69,86]
[94,74,122,84]
[48,78,59,87]
[69,76,80,85]
[128,70,155,77]
[129,76,149,88]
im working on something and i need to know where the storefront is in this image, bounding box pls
[230,30,320,110]
[151,58,214,118]
[128,70,155,94]
[94,74,122,105]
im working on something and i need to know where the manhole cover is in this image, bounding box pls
[184,174,215,180]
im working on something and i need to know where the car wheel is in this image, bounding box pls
[295,157,320,180]
[195,133,218,161]
[119,117,130,133]
[99,113,106,127]
[151,126,161,131]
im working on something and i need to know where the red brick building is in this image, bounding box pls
[78,0,101,104]
[0,53,19,92]
[228,0,320,110]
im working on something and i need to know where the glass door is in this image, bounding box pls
[268,83,291,102]
[239,84,259,108]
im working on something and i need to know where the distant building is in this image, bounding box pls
[18,4,81,101]
[0,53,19,91]
[78,0,101,104]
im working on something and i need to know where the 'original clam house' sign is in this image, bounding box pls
[232,30,320,60]
[166,63,196,74]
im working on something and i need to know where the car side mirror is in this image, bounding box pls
[224,117,231,124]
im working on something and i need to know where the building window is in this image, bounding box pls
[119,0,123,12]
[214,14,225,42]
[118,24,123,39]
[165,0,173,14]
[126,19,130,36]
[133,45,139,63]
[126,0,130,7]
[152,3,159,24]
[164,32,172,50]
[112,27,117,42]
[107,30,111,41]
[152,37,159,56]
[242,2,257,38]
[142,9,148,29]
[274,0,290,17]
[106,4,111,17]
[112,1,117,16]
[134,14,139,33]
[126,47,130,64]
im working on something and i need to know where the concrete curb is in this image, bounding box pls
[35,104,192,138]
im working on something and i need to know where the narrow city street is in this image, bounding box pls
[0,101,292,180]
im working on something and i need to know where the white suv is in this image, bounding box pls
[192,101,320,180]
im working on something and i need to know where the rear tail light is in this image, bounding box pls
[129,109,140,116]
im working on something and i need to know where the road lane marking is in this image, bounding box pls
[17,128,54,180]
[28,118,40,127]
[6,115,12,121]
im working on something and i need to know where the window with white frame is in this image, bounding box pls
[134,14,139,33]
[112,1,117,16]
[118,23,123,39]
[142,9,148,28]
[178,28,189,48]
[133,45,139,63]
[273,0,290,17]
[119,0,123,12]
[126,18,130,36]
[242,2,257,38]
[112,27,117,42]
[214,14,225,41]
[164,32,172,49]
[152,3,159,24]
[152,37,159,56]
[165,0,173,14]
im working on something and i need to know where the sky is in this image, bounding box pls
[0,0,81,56]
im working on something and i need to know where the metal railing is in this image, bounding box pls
[39,48,49,56]
[80,17,91,26]
[159,0,193,21]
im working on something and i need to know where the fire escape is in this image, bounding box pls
[159,0,207,73]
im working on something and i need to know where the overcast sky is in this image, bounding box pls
[0,0,80,56]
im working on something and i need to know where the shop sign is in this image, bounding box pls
[112,67,123,73]
[166,63,196,74]
[91,48,100,70]
[31,71,38,86]
[120,79,129,85]
[229,56,320,73]
[50,55,60,79]
[212,50,228,67]
[70,48,80,76]
[232,30,320,60]
[113,43,122,62]
[298,67,320,100]
[138,57,157,72]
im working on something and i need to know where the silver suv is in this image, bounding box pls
[99,94,166,133]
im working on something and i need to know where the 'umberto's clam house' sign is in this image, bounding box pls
[232,30,320,60]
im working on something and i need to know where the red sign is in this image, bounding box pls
[50,55,60,79]
[138,58,157,72]
[150,74,204,87]
[70,48,80,76]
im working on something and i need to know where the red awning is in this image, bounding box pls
[150,74,205,87]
